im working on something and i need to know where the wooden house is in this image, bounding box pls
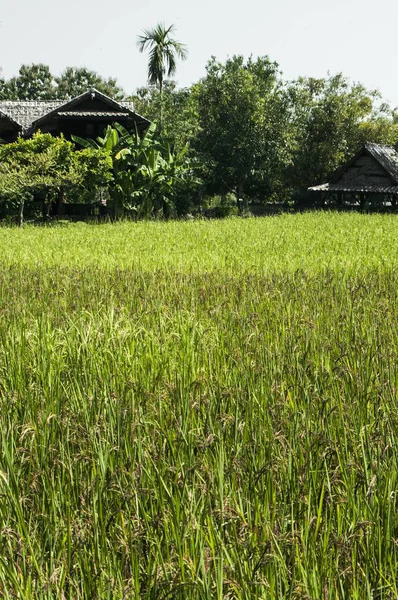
[308,143,398,208]
[0,88,150,143]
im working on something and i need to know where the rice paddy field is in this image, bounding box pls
[1,212,398,599]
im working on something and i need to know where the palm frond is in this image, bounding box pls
[71,135,98,149]
[169,39,188,61]
[137,22,188,87]
[164,48,178,78]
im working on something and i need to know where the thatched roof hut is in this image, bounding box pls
[308,143,398,207]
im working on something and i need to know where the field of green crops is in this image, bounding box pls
[1,213,398,599]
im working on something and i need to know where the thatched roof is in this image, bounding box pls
[309,143,398,195]
[0,101,60,132]
[0,89,148,135]
[364,143,398,182]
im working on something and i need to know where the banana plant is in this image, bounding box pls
[73,122,196,219]
[73,123,157,217]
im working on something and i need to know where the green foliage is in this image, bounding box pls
[74,123,199,218]
[0,134,113,224]
[130,62,398,205]
[131,60,397,206]
[0,64,125,101]
[1,56,398,211]
[204,193,238,218]
[137,23,188,87]
[1,215,398,597]
[0,72,5,100]
[356,103,398,148]
[0,134,78,224]
[129,82,202,214]
[67,148,113,205]
[55,67,125,100]
[194,56,293,206]
[286,74,398,191]
[131,81,200,152]
[0,64,55,100]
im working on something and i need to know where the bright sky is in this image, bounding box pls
[1,0,397,106]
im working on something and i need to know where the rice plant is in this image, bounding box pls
[0,214,398,598]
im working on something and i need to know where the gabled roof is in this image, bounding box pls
[309,143,398,195]
[330,143,398,184]
[0,88,149,134]
[31,88,140,130]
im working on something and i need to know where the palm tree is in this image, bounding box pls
[137,23,188,130]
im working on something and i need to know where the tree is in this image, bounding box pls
[55,67,125,100]
[0,70,8,100]
[0,64,125,101]
[137,23,188,128]
[66,148,113,206]
[286,74,398,193]
[1,64,55,100]
[0,134,77,225]
[194,55,293,209]
[355,103,398,149]
[130,81,199,152]
[0,133,112,225]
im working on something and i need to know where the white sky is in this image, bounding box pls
[0,0,397,105]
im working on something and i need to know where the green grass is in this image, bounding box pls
[0,214,398,598]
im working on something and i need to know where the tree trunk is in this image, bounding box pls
[19,198,25,227]
[56,187,65,216]
[158,77,164,133]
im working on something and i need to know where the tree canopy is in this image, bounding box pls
[0,64,54,100]
[0,133,112,225]
[1,47,398,216]
[285,74,392,191]
[130,81,199,152]
[55,67,125,100]
[0,64,125,101]
[194,56,293,207]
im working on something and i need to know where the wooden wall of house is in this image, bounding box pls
[39,117,132,140]
[71,98,124,112]
[338,155,392,186]
[36,115,146,140]
[0,118,20,143]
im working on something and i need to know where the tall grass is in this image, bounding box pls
[0,214,398,598]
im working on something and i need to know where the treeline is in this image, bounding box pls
[133,57,398,203]
[1,57,398,221]
[0,65,124,101]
